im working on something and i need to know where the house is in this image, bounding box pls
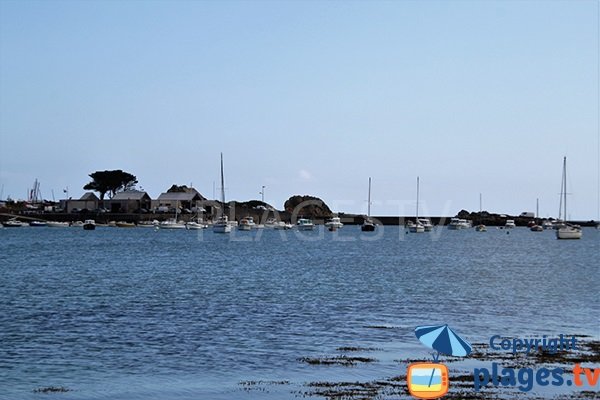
[155,190,204,212]
[61,192,99,213]
[108,190,152,213]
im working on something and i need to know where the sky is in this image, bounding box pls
[0,0,598,220]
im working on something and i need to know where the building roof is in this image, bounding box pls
[80,192,99,201]
[111,191,150,201]
[157,192,202,202]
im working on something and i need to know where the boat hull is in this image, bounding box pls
[556,227,582,239]
[116,222,136,228]
[47,221,69,228]
[159,224,186,230]
[361,223,376,232]
[213,223,232,233]
[2,222,24,227]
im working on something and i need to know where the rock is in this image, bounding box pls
[284,195,333,219]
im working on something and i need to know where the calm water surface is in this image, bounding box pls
[1,225,598,399]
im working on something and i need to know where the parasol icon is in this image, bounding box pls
[415,324,472,360]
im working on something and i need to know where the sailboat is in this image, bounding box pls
[159,200,186,229]
[409,177,425,233]
[361,177,376,232]
[475,193,487,232]
[556,157,582,239]
[213,153,232,233]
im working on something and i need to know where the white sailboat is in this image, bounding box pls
[556,157,582,240]
[361,177,376,232]
[475,193,487,232]
[213,153,232,233]
[409,177,425,233]
[159,201,186,229]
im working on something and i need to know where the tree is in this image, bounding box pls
[83,170,138,200]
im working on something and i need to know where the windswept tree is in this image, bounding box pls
[83,170,138,200]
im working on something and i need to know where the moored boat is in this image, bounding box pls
[138,220,159,228]
[542,220,554,230]
[448,218,470,230]
[238,216,256,231]
[186,221,207,230]
[159,219,186,229]
[418,218,433,232]
[47,221,70,228]
[213,153,232,234]
[296,218,315,231]
[361,177,376,232]
[2,219,26,227]
[116,221,136,228]
[29,221,47,227]
[83,219,96,230]
[409,177,425,234]
[265,218,292,230]
[556,157,582,240]
[325,216,343,231]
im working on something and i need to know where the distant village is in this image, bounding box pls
[1,174,598,227]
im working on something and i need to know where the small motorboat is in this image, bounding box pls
[29,221,48,227]
[530,225,544,232]
[47,221,69,228]
[83,220,96,230]
[325,217,344,230]
[115,221,136,228]
[2,219,26,227]
[186,221,207,230]
[238,216,257,231]
[296,218,315,231]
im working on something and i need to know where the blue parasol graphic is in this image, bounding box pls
[415,324,473,387]
[415,324,472,359]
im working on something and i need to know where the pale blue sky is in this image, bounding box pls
[1,0,598,219]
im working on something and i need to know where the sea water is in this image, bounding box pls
[1,225,598,399]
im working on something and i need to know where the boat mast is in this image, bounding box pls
[563,157,567,222]
[416,176,420,220]
[220,153,226,216]
[558,158,564,221]
[367,177,372,217]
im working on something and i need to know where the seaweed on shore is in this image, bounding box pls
[299,355,377,366]
[336,347,381,352]
[297,340,600,399]
[33,386,71,394]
